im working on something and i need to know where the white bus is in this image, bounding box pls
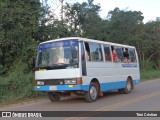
[34,37,140,102]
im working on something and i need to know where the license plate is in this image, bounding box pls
[49,86,57,90]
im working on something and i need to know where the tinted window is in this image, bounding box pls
[89,43,103,61]
[129,48,137,62]
[115,47,123,62]
[104,44,111,61]
[122,48,130,63]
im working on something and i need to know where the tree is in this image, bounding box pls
[107,8,144,44]
[0,0,42,72]
[63,0,103,39]
[142,20,160,69]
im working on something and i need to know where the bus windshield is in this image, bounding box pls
[36,40,79,69]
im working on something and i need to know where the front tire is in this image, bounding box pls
[85,83,98,103]
[48,92,61,102]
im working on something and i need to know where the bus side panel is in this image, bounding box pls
[82,62,140,92]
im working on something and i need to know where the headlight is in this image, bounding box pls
[36,81,44,85]
[64,79,76,84]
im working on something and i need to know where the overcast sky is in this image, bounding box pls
[47,0,160,23]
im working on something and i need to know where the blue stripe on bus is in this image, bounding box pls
[100,81,126,92]
[34,85,82,91]
[100,79,140,92]
[34,79,140,92]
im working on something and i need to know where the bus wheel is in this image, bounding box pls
[48,92,60,102]
[119,80,132,94]
[85,82,98,103]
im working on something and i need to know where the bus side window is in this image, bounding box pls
[115,47,123,62]
[111,46,123,62]
[89,43,103,61]
[111,46,118,62]
[104,44,111,61]
[129,48,137,63]
[123,48,130,63]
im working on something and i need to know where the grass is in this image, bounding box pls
[0,94,47,107]
[140,70,160,81]
[0,61,46,105]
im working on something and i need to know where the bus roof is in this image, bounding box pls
[40,37,135,49]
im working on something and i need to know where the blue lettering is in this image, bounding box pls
[122,64,137,67]
[38,40,78,50]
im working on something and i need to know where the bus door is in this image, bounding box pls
[80,42,87,76]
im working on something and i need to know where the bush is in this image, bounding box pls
[0,60,44,103]
[141,70,160,81]
[141,60,155,71]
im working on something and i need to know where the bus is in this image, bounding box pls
[34,37,140,102]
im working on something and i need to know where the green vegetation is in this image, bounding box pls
[0,60,46,104]
[141,70,160,81]
[0,0,160,104]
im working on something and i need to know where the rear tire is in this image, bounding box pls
[118,79,132,94]
[85,82,98,103]
[48,92,61,102]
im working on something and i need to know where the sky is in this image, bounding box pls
[47,0,160,23]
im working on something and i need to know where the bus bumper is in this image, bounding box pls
[34,84,89,92]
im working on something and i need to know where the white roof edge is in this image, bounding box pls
[40,37,80,44]
[40,37,135,48]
